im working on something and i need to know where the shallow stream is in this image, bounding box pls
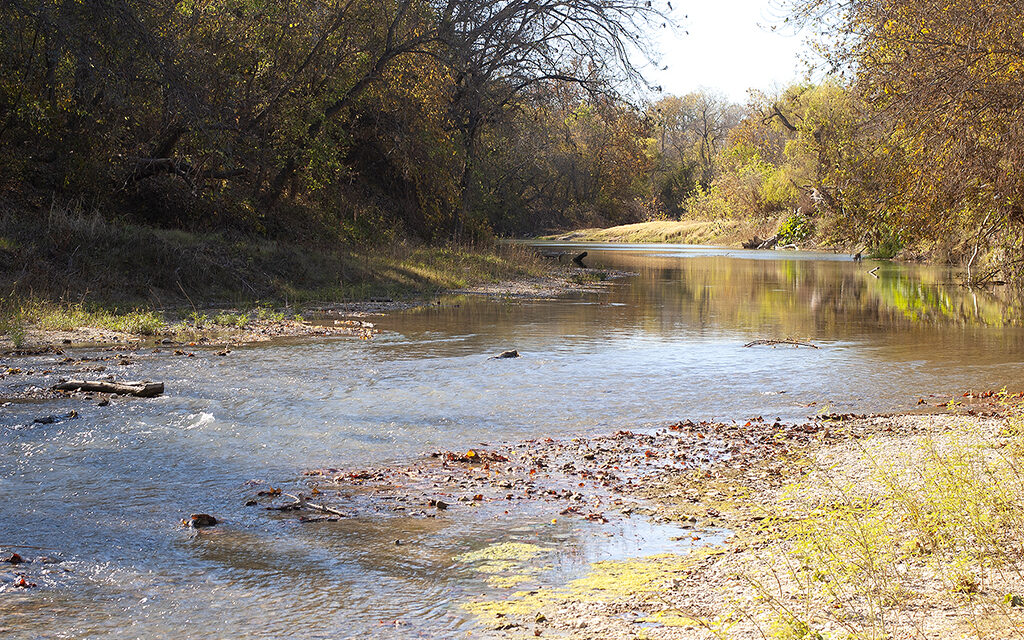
[3,244,1024,638]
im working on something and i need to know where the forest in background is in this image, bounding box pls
[2,0,1022,294]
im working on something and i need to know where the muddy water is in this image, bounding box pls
[2,244,1024,638]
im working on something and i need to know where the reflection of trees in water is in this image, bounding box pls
[379,255,1024,359]
[605,257,1024,335]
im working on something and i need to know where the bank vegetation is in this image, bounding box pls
[2,0,1022,331]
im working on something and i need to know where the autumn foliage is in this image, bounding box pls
[1,0,1021,282]
[0,0,665,242]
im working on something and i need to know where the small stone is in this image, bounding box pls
[184,513,218,528]
[2,552,24,564]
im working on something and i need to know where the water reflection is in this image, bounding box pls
[2,245,1024,639]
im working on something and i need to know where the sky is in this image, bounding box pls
[644,0,813,104]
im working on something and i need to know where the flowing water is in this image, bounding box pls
[3,243,1024,638]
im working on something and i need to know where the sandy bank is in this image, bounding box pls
[455,401,1024,639]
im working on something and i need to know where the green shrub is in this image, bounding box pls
[777,213,814,244]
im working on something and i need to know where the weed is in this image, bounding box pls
[255,305,286,322]
[770,614,824,640]
[212,312,249,328]
[9,300,166,336]
[0,300,26,347]
[106,310,164,335]
[187,311,210,328]
[746,404,1024,639]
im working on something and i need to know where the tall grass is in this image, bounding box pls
[746,396,1024,639]
[0,203,547,309]
[11,300,166,335]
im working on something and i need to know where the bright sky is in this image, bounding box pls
[645,0,812,104]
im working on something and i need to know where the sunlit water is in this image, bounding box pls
[3,244,1024,638]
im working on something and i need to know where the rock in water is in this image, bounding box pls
[2,552,24,564]
[184,513,219,528]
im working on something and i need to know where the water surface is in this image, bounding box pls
[2,244,1023,638]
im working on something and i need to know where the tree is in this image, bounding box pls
[650,91,742,213]
[0,0,671,240]
[432,0,667,237]
[788,0,1024,280]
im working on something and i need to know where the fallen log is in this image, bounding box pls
[52,380,164,397]
[572,251,588,268]
[742,235,779,250]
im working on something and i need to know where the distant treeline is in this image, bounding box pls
[2,0,1022,282]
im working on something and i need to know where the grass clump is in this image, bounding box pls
[0,294,27,347]
[570,270,609,285]
[770,614,824,640]
[6,300,167,337]
[748,394,1024,639]
[213,311,250,328]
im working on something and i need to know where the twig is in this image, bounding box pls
[281,492,348,517]
[744,339,819,349]
[868,267,879,278]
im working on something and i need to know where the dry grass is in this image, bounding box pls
[0,204,544,300]
[466,410,1024,640]
[736,404,1024,640]
[0,205,547,344]
[543,219,771,246]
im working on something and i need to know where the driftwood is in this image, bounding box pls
[572,251,588,268]
[743,339,819,349]
[742,235,779,250]
[274,493,348,517]
[52,379,164,397]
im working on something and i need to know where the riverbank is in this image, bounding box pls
[542,219,765,247]
[239,385,1024,639]
[0,207,626,350]
[454,398,1024,639]
[0,265,621,351]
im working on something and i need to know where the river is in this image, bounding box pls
[2,244,1023,638]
